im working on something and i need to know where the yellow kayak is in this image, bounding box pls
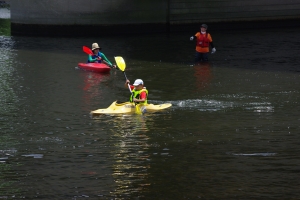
[90,101,172,115]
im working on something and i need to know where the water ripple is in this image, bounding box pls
[231,152,277,156]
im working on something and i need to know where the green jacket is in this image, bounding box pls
[130,88,148,105]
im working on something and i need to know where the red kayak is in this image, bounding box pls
[78,63,111,73]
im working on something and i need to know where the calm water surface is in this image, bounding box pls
[0,27,300,199]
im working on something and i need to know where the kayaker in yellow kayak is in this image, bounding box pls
[125,79,148,105]
[87,43,116,68]
[90,57,172,116]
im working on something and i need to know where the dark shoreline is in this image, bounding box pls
[10,18,300,37]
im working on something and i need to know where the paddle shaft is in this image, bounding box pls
[123,72,132,93]
[123,71,129,81]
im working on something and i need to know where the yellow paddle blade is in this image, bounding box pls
[114,56,126,71]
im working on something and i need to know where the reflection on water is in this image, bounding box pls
[231,152,277,156]
[81,71,110,92]
[0,35,18,153]
[194,62,212,91]
[92,114,170,198]
[110,115,151,197]
[0,36,21,196]
[0,37,17,114]
[79,70,111,106]
[21,154,44,158]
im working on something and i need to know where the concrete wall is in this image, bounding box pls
[170,0,300,23]
[9,0,300,36]
[10,0,167,25]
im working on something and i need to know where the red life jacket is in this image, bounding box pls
[196,33,210,47]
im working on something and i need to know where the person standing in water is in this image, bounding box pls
[190,24,216,62]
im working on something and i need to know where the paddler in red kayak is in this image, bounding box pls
[125,79,148,105]
[87,43,116,68]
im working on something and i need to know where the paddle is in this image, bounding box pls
[114,56,132,93]
[114,56,128,79]
[82,46,93,55]
[114,56,142,114]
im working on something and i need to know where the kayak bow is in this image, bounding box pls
[90,101,172,115]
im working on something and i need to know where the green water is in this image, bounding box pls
[0,19,10,36]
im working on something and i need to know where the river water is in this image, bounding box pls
[0,26,300,199]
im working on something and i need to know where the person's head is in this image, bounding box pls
[133,79,144,90]
[92,43,101,53]
[200,24,208,31]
